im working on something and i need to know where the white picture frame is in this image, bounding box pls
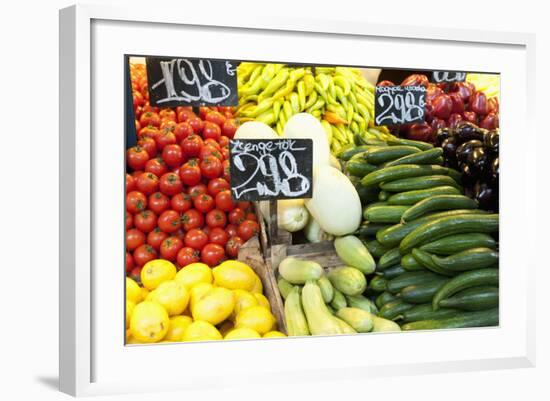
[59,3,536,397]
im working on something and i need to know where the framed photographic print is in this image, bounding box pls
[59,3,536,396]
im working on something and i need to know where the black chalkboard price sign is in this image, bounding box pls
[146,56,239,107]
[374,85,427,126]
[432,71,467,83]
[229,139,313,202]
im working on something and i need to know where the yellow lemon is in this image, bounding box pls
[218,320,234,337]
[164,316,193,342]
[126,335,141,344]
[224,327,261,340]
[126,277,142,303]
[175,263,213,289]
[263,331,286,338]
[140,287,150,300]
[212,260,257,291]
[235,306,275,335]
[141,259,177,290]
[130,301,169,343]
[190,282,214,309]
[146,280,189,316]
[253,293,271,310]
[250,276,263,294]
[192,287,235,325]
[182,321,222,342]
[126,299,135,329]
[232,289,258,319]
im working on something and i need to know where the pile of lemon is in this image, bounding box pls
[126,259,286,343]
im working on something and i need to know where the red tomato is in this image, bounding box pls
[140,111,161,128]
[162,144,184,167]
[126,174,136,193]
[202,225,211,236]
[206,209,227,228]
[135,119,141,133]
[144,158,168,177]
[173,122,194,142]
[201,243,225,266]
[209,227,228,246]
[222,119,238,138]
[222,159,231,182]
[238,220,260,241]
[176,247,200,268]
[205,111,226,127]
[133,244,158,267]
[127,146,149,171]
[131,170,144,178]
[181,209,204,231]
[179,160,202,186]
[139,125,160,140]
[147,228,169,251]
[200,156,223,179]
[184,229,209,250]
[208,178,230,197]
[225,224,238,238]
[126,191,147,214]
[237,201,251,210]
[199,145,223,161]
[159,173,183,196]
[225,236,244,258]
[129,266,142,282]
[170,193,192,213]
[126,252,134,273]
[160,120,177,133]
[134,210,157,233]
[142,105,159,114]
[126,228,145,251]
[188,183,208,200]
[135,172,159,195]
[202,121,222,141]
[204,138,221,150]
[199,106,212,119]
[194,194,215,213]
[181,134,203,158]
[126,211,133,230]
[159,108,176,121]
[217,106,234,115]
[188,117,205,134]
[157,210,181,234]
[228,208,245,225]
[220,148,230,160]
[218,136,230,148]
[155,131,177,151]
[177,109,196,123]
[171,228,186,242]
[148,192,170,215]
[245,212,258,222]
[160,237,184,261]
[133,91,145,108]
[137,137,157,158]
[214,189,235,212]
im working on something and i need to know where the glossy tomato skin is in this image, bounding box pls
[222,159,231,182]
[228,208,245,225]
[199,145,223,161]
[237,201,251,210]
[126,191,147,214]
[148,192,170,215]
[202,121,222,141]
[205,111,226,127]
[129,266,142,282]
[137,137,157,158]
[155,131,177,151]
[162,144,184,168]
[245,212,257,222]
[220,148,230,160]
[140,111,161,128]
[181,209,204,231]
[215,190,235,212]
[160,236,184,261]
[159,172,183,196]
[126,228,146,251]
[225,236,244,258]
[126,252,134,273]
[135,172,159,195]
[201,243,225,266]
[184,228,209,250]
[200,156,223,179]
[237,220,260,241]
[188,117,205,134]
[206,209,227,228]
[218,136,230,148]
[170,193,192,213]
[127,146,150,171]
[126,212,133,230]
[176,247,200,268]
[134,210,157,233]
[181,134,203,158]
[194,194,215,213]
[177,109,196,123]
[145,158,168,177]
[203,138,221,150]
[126,174,136,193]
[222,119,238,138]
[173,122,193,142]
[157,210,181,234]
[207,178,230,197]
[147,228,169,251]
[209,227,229,246]
[159,108,176,121]
[179,160,202,186]
[188,183,208,200]
[139,125,159,140]
[225,224,238,238]
[133,244,158,267]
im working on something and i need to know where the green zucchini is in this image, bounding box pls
[369,275,387,292]
[338,145,373,161]
[375,291,398,309]
[386,271,440,294]
[411,248,457,277]
[376,209,488,247]
[345,294,378,314]
[401,195,479,222]
[277,277,295,300]
[384,148,444,168]
[330,289,347,310]
[361,164,456,187]
[346,160,378,177]
[387,186,461,206]
[439,286,499,311]
[364,205,410,223]
[432,268,499,310]
[365,146,421,165]
[399,278,449,304]
[419,233,497,255]
[385,137,434,151]
[380,175,462,192]
[353,182,380,204]
[401,253,425,271]
[378,247,402,270]
[445,168,462,182]
[354,222,391,238]
[400,214,500,254]
[365,239,391,258]
[401,304,459,323]
[401,308,499,331]
[382,265,406,279]
[379,299,414,320]
[378,190,391,201]
[432,248,499,271]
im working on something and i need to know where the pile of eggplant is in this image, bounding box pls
[435,122,499,212]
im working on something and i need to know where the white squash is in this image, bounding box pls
[259,199,309,233]
[304,165,362,236]
[303,217,334,243]
[283,113,330,169]
[234,121,279,139]
[329,154,342,171]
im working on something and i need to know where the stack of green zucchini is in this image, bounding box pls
[340,138,500,331]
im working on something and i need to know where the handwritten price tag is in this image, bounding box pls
[146,56,238,107]
[432,71,467,83]
[374,85,426,126]
[229,139,313,201]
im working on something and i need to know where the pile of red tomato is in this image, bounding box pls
[126,63,260,279]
